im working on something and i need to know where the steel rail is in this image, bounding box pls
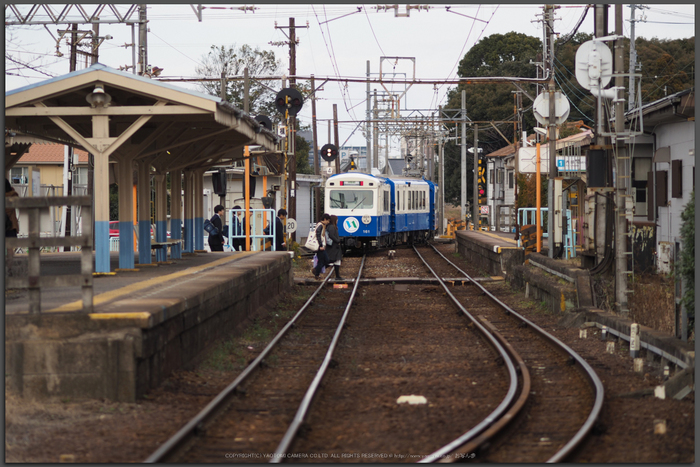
[143,267,337,463]
[411,246,519,463]
[270,255,367,462]
[426,243,605,463]
[437,317,532,463]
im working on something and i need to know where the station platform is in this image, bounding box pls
[5,250,293,402]
[454,228,523,278]
[454,228,695,375]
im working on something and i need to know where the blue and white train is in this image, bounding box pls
[325,172,437,251]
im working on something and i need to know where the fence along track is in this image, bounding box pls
[423,243,604,463]
[145,257,365,463]
[410,246,521,463]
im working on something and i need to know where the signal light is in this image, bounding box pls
[275,88,304,116]
[321,143,338,162]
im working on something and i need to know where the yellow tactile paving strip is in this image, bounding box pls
[45,251,258,314]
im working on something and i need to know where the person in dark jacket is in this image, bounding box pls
[274,208,287,251]
[310,213,331,280]
[5,179,19,263]
[326,215,343,280]
[207,205,225,252]
[231,205,243,251]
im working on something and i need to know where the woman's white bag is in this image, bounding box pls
[304,223,320,251]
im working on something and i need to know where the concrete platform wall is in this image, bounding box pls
[455,230,524,277]
[6,253,292,402]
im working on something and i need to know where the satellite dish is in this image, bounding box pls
[575,40,613,91]
[532,92,571,126]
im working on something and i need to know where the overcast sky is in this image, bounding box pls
[5,4,695,149]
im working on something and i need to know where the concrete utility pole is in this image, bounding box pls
[545,4,558,258]
[333,104,340,174]
[367,61,374,173]
[472,124,479,226]
[373,91,380,174]
[614,4,630,316]
[138,4,147,75]
[461,90,467,222]
[627,5,648,110]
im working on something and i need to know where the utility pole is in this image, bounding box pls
[545,4,558,258]
[373,90,380,174]
[274,17,308,242]
[333,104,340,174]
[311,75,321,222]
[614,4,630,316]
[461,90,467,222]
[629,4,638,111]
[138,4,147,75]
[472,124,479,227]
[288,17,297,242]
[64,24,79,240]
[367,60,374,173]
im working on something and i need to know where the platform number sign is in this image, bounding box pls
[286,217,297,234]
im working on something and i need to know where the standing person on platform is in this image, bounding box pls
[231,205,243,251]
[310,213,331,280]
[326,215,343,280]
[207,205,225,252]
[5,179,19,264]
[274,208,287,251]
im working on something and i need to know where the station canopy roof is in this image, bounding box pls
[5,63,279,173]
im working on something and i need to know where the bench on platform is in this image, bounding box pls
[132,224,182,252]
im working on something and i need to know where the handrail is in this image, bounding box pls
[5,196,93,313]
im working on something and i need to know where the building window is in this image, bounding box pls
[10,167,28,184]
[489,169,494,184]
[656,170,668,206]
[671,159,683,198]
[73,167,89,185]
[508,171,514,189]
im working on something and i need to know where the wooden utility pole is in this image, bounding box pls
[274,17,308,242]
[288,17,297,242]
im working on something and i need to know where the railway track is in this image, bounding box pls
[145,244,603,463]
[144,256,367,463]
[413,244,604,463]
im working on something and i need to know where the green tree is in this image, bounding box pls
[295,129,313,175]
[633,37,694,104]
[678,191,694,332]
[195,44,283,119]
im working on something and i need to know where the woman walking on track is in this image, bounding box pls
[310,213,331,280]
[326,215,343,280]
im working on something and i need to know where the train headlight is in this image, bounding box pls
[361,215,371,225]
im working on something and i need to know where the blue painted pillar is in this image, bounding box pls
[92,116,111,273]
[117,155,135,269]
[170,169,182,259]
[137,160,152,264]
[183,170,194,253]
[154,173,167,262]
[194,170,204,251]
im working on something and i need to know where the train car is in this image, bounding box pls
[324,172,437,252]
[384,175,437,245]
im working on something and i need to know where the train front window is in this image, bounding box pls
[329,189,374,209]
